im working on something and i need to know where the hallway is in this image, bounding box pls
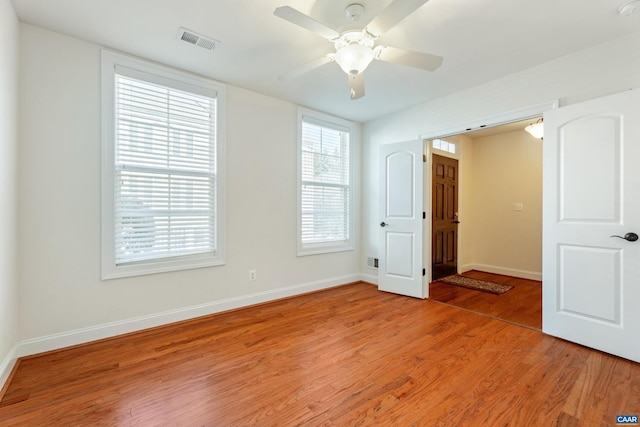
[429,270,542,329]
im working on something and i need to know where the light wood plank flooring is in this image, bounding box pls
[430,270,542,329]
[1,282,637,426]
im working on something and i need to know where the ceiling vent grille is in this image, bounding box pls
[177,27,220,52]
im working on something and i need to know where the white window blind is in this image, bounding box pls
[114,71,217,266]
[300,117,351,248]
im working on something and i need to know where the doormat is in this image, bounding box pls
[439,275,513,295]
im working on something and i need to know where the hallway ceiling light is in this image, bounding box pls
[524,119,544,139]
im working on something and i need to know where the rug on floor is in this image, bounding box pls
[439,275,514,295]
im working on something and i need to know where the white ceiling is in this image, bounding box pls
[464,118,539,139]
[10,0,640,122]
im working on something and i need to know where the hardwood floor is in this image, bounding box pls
[1,282,638,426]
[430,270,542,329]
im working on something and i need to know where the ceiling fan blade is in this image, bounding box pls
[274,6,340,40]
[278,56,334,81]
[366,0,429,36]
[348,73,365,100]
[375,46,443,71]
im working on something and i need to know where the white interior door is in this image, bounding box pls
[543,89,640,363]
[378,140,425,298]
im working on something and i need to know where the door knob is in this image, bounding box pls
[610,232,639,242]
[380,222,387,227]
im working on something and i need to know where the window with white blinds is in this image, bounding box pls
[298,111,354,255]
[102,51,226,279]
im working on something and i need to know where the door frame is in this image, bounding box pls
[430,152,461,280]
[418,101,558,286]
[377,140,426,298]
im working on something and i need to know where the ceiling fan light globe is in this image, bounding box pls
[335,44,374,75]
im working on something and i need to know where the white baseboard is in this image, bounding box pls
[359,272,378,285]
[460,263,542,281]
[15,274,362,359]
[0,344,18,396]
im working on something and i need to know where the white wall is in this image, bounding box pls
[0,0,19,387]
[362,31,640,275]
[467,130,542,278]
[16,23,361,352]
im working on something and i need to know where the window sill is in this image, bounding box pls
[102,254,225,280]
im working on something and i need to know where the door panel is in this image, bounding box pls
[445,230,455,262]
[386,232,415,278]
[543,89,640,363]
[560,116,620,221]
[559,245,620,323]
[378,140,424,298]
[386,152,415,218]
[433,232,443,264]
[434,183,444,220]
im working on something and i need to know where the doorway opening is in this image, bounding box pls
[427,118,543,329]
[431,154,459,280]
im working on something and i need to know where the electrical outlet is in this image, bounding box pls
[249,269,257,281]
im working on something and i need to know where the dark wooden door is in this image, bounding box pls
[432,154,459,280]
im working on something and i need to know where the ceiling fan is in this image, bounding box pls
[274,0,443,100]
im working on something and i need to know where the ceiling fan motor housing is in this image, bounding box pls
[345,3,365,22]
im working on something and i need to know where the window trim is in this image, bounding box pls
[101,50,227,279]
[297,107,355,256]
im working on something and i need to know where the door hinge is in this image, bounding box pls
[422,268,426,276]
[423,154,427,163]
[423,211,426,219]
